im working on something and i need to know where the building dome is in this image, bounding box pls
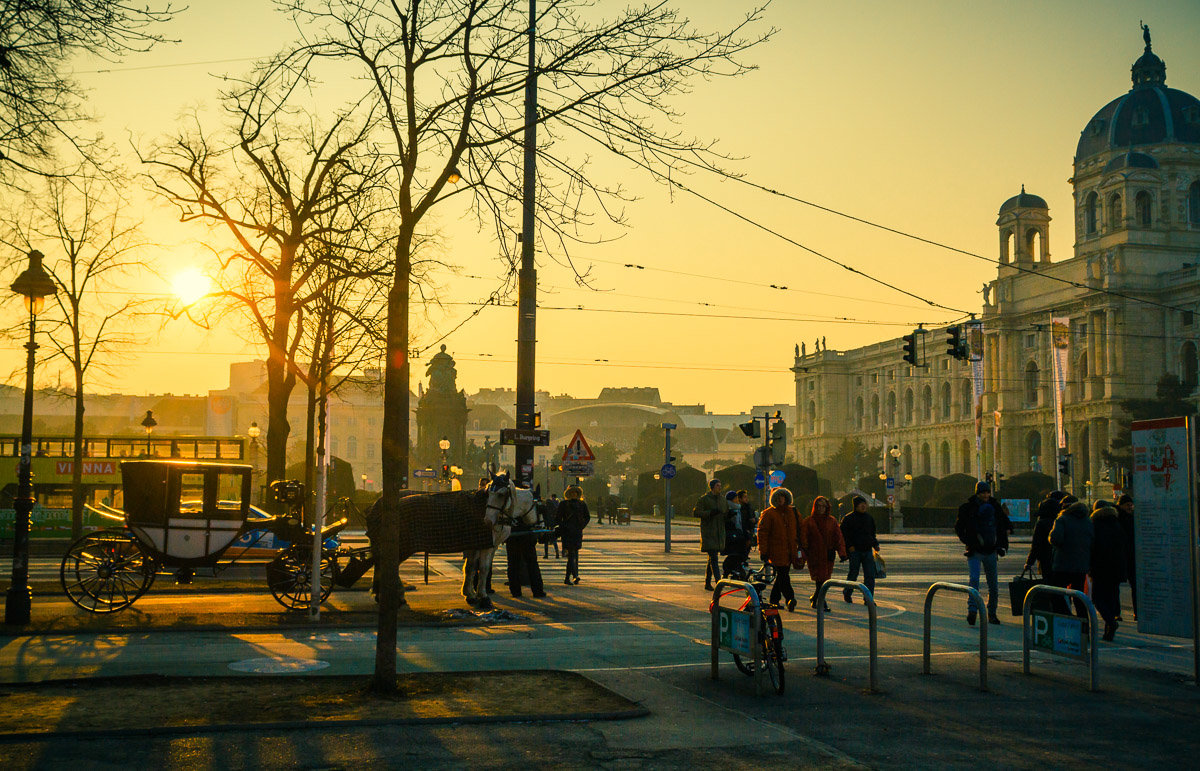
[1102,151,1159,172]
[1075,29,1200,163]
[998,186,1048,215]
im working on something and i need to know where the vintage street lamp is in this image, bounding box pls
[439,437,451,488]
[247,421,261,502]
[141,409,157,455]
[6,249,57,625]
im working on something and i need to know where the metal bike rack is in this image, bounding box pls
[1022,584,1099,692]
[710,579,766,695]
[815,579,878,692]
[923,582,988,691]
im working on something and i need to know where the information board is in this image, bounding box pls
[1030,609,1087,660]
[1131,416,1197,638]
[717,607,752,656]
[1002,498,1030,524]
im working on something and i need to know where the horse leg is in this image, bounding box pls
[462,552,479,605]
[474,548,496,609]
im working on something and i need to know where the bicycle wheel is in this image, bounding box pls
[764,630,786,695]
[60,529,156,613]
[266,545,337,610]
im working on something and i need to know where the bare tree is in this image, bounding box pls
[0,161,145,538]
[257,0,773,692]
[141,93,394,494]
[0,0,177,180]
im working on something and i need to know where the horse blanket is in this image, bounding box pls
[366,490,492,561]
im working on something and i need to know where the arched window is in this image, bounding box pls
[1108,193,1122,230]
[961,439,972,473]
[1189,181,1200,225]
[331,437,339,456]
[904,389,914,424]
[1002,230,1015,262]
[1027,430,1042,471]
[1075,353,1089,400]
[347,435,357,459]
[854,397,864,430]
[871,394,880,427]
[1135,191,1152,227]
[940,382,952,419]
[961,380,973,418]
[1182,341,1198,388]
[1025,228,1041,260]
[940,441,951,475]
[1085,191,1098,234]
[1024,361,1040,406]
[886,392,896,427]
[902,444,913,475]
[921,386,932,422]
[806,401,816,434]
[921,443,931,475]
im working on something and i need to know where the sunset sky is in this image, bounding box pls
[4,1,1200,413]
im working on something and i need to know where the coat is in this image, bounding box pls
[556,499,590,549]
[1090,506,1127,584]
[1117,506,1136,577]
[839,510,879,553]
[1049,502,1094,574]
[1026,498,1059,575]
[955,495,1011,556]
[722,503,754,555]
[800,512,847,582]
[695,491,728,552]
[757,504,801,568]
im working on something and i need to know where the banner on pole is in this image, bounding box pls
[1050,314,1070,450]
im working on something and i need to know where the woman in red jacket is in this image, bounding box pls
[756,487,802,611]
[800,496,847,611]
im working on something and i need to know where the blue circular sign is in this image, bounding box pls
[660,463,677,479]
[769,470,786,485]
[753,471,766,489]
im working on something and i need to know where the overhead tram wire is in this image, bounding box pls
[560,118,972,317]
[651,144,1191,316]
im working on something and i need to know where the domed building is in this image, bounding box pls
[791,29,1200,500]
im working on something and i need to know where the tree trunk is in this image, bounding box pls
[373,236,412,694]
[70,369,85,540]
[303,378,317,518]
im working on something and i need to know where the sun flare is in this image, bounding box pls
[172,267,212,306]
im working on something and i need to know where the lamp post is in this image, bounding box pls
[6,249,56,626]
[141,410,157,456]
[248,421,261,503]
[439,436,450,490]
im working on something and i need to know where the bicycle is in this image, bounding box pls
[709,563,786,694]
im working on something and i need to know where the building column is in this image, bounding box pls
[1105,308,1118,377]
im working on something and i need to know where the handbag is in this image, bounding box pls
[1008,566,1047,616]
[873,550,887,580]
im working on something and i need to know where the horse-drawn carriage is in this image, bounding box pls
[60,460,347,613]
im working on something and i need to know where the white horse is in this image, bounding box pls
[463,473,538,609]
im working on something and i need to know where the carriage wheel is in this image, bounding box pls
[60,529,156,613]
[266,545,337,610]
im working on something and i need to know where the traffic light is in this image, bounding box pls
[1057,455,1071,479]
[945,325,964,360]
[902,332,917,365]
[769,420,786,466]
[441,463,450,479]
[738,420,761,438]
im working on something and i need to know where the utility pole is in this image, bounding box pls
[662,423,675,553]
[514,0,538,489]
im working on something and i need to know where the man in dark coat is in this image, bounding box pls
[1050,500,1094,617]
[1025,490,1067,577]
[955,481,1011,625]
[1116,494,1137,620]
[694,479,728,591]
[505,502,545,599]
[840,495,880,603]
[1090,501,1126,640]
[542,494,560,559]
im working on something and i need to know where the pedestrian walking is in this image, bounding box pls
[1024,490,1067,577]
[1049,500,1094,618]
[954,481,1011,625]
[1090,500,1127,641]
[694,479,728,591]
[1116,493,1137,620]
[799,495,847,612]
[542,494,560,559]
[557,486,590,585]
[756,487,802,611]
[721,490,753,579]
[840,495,879,603]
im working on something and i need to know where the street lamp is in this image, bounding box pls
[141,410,157,456]
[439,436,450,489]
[6,249,56,625]
[247,421,261,502]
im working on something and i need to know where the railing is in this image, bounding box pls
[710,578,765,695]
[923,582,988,690]
[815,579,878,692]
[1022,584,1100,692]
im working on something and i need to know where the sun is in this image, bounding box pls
[172,267,212,306]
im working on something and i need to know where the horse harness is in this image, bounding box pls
[485,482,536,528]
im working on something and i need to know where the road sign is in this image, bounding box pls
[562,429,596,462]
[717,607,752,656]
[413,468,438,478]
[500,428,550,446]
[563,460,594,477]
[660,463,677,479]
[1030,609,1087,660]
[754,471,765,489]
[769,470,785,485]
[887,493,896,505]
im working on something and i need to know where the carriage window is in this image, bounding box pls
[216,473,245,512]
[178,473,207,518]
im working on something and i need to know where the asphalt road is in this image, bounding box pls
[2,523,1198,769]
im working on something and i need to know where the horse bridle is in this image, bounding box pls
[485,481,536,527]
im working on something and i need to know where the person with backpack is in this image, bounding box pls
[694,479,728,591]
[955,481,1011,626]
[839,495,879,603]
[721,490,753,579]
[557,486,590,585]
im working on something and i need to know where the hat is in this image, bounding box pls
[975,481,991,494]
[852,495,868,507]
[725,490,738,502]
[1093,499,1113,511]
[1117,494,1133,505]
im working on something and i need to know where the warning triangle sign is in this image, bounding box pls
[561,429,596,462]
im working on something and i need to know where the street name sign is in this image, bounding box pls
[563,461,594,477]
[500,428,550,446]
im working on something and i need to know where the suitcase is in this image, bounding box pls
[1008,567,1047,616]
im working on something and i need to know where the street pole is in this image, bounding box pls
[4,307,37,625]
[663,423,673,553]
[514,0,538,489]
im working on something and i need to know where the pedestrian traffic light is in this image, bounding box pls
[738,420,760,438]
[902,332,918,365]
[769,420,786,466]
[441,463,450,479]
[1057,455,1071,479]
[945,325,964,360]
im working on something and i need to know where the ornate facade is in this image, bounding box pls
[794,31,1200,494]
